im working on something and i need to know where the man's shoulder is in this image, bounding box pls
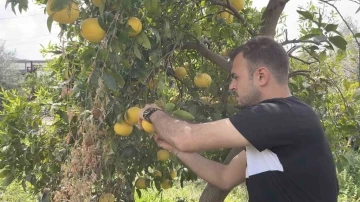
[250,96,313,114]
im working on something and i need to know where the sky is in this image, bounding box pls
[0,0,359,60]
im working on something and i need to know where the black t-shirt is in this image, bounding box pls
[229,96,339,202]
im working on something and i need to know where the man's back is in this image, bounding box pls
[229,96,339,202]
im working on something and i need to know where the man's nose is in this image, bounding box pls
[229,81,236,91]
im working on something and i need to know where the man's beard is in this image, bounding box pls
[237,82,261,108]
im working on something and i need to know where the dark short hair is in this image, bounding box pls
[228,36,289,84]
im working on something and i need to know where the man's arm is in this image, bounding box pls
[149,110,250,152]
[175,150,247,191]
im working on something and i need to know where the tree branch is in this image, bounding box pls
[281,39,321,46]
[258,0,289,38]
[180,41,231,72]
[289,70,312,79]
[207,0,256,36]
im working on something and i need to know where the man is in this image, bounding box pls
[138,36,339,202]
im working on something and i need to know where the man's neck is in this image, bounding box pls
[261,85,292,101]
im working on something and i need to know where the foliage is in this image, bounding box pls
[1,0,360,201]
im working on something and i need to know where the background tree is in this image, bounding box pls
[0,40,21,90]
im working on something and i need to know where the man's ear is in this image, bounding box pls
[257,67,270,86]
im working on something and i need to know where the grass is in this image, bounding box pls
[0,180,38,202]
[135,179,248,202]
[0,179,248,202]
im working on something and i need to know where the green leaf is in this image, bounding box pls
[47,14,54,33]
[0,169,11,178]
[193,23,201,38]
[109,68,125,87]
[165,103,175,113]
[136,189,142,198]
[134,45,142,59]
[49,0,69,12]
[99,1,105,19]
[319,51,327,62]
[89,70,100,87]
[353,88,360,101]
[164,20,171,38]
[121,59,131,69]
[98,16,107,31]
[297,10,313,21]
[80,48,96,61]
[328,36,347,50]
[2,174,15,186]
[150,28,161,44]
[324,24,338,32]
[172,109,195,121]
[122,0,132,10]
[103,71,118,91]
[136,32,151,49]
[354,33,360,38]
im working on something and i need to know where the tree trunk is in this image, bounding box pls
[199,0,289,201]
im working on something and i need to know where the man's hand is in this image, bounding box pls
[138,104,161,130]
[153,134,177,154]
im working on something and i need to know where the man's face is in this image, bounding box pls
[229,53,261,108]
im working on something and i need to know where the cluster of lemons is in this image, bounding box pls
[134,167,177,190]
[113,106,176,190]
[174,65,212,88]
[46,0,142,43]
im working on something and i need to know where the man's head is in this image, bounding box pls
[228,36,290,108]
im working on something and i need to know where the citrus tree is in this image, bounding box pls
[2,0,360,201]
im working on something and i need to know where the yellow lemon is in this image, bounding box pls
[170,169,177,179]
[92,0,106,7]
[194,73,212,88]
[157,149,170,161]
[80,18,106,43]
[135,177,147,189]
[124,107,141,125]
[113,122,133,136]
[230,0,245,11]
[174,67,187,79]
[161,179,171,189]
[217,10,229,19]
[128,17,142,37]
[142,120,155,133]
[217,10,233,23]
[46,0,80,24]
[154,170,162,177]
[99,193,115,202]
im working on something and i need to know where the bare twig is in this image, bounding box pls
[287,45,301,55]
[289,55,318,65]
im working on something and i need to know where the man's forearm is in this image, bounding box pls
[150,110,190,148]
[175,151,229,190]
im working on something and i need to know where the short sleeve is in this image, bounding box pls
[229,101,297,151]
